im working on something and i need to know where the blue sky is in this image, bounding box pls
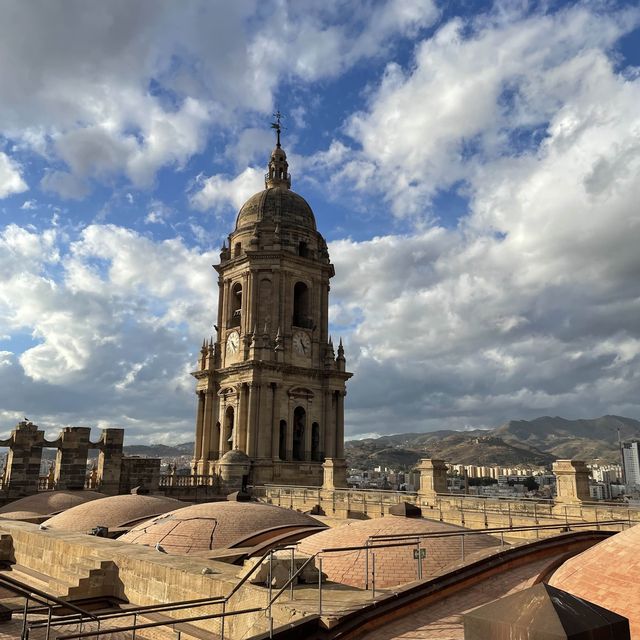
[0,0,639,443]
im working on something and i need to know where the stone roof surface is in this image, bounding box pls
[119,501,323,554]
[298,515,501,589]
[42,494,185,532]
[235,187,316,231]
[0,490,106,519]
[549,523,640,637]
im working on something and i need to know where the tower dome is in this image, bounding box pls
[234,111,317,232]
[235,186,316,231]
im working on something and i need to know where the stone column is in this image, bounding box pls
[258,382,273,458]
[238,384,249,453]
[4,421,45,497]
[335,391,345,459]
[323,390,335,459]
[54,427,91,490]
[200,391,214,472]
[553,460,590,503]
[245,383,259,459]
[322,458,347,489]
[97,428,124,495]
[271,386,281,460]
[193,391,205,464]
[286,401,294,461]
[417,459,448,501]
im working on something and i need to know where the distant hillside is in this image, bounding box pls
[116,415,640,471]
[122,442,194,458]
[345,415,639,470]
[493,415,640,461]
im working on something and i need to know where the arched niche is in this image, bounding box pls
[279,420,287,461]
[229,282,242,327]
[293,281,312,328]
[293,406,306,461]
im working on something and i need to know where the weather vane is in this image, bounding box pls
[271,109,283,148]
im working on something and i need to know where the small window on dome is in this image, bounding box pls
[234,242,241,257]
[298,241,308,258]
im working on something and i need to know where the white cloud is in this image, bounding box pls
[0,152,27,198]
[0,222,217,440]
[320,4,640,435]
[190,167,264,213]
[330,4,640,218]
[0,1,437,199]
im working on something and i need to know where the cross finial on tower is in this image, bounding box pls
[271,110,283,148]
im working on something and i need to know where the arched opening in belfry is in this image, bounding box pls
[214,422,221,459]
[311,422,320,461]
[229,282,242,328]
[292,406,306,461]
[279,420,287,460]
[293,281,310,328]
[224,406,234,451]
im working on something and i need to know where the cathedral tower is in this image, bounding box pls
[192,121,352,486]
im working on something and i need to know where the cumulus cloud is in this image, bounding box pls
[0,222,217,441]
[0,152,27,198]
[0,0,437,199]
[323,5,640,435]
[190,167,264,213]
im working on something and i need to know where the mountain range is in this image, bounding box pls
[112,415,640,470]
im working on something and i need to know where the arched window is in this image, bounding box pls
[224,406,234,452]
[311,422,320,461]
[234,242,242,257]
[279,420,287,461]
[229,282,242,327]
[293,406,306,461]
[298,241,308,258]
[293,281,311,328]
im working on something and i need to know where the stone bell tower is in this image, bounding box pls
[192,117,352,486]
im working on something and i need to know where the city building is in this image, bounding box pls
[622,441,640,486]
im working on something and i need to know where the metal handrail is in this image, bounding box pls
[55,606,264,639]
[367,519,630,541]
[28,543,297,638]
[0,572,98,622]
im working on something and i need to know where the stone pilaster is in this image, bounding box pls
[417,459,448,502]
[322,458,348,489]
[3,421,45,498]
[553,459,590,504]
[54,427,91,490]
[96,428,124,495]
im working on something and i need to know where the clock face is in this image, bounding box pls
[226,331,240,355]
[293,331,311,356]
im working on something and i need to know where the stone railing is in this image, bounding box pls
[254,484,640,536]
[158,474,220,488]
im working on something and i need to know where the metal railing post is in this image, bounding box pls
[220,601,226,640]
[132,612,136,640]
[45,607,52,640]
[21,596,29,640]
[364,541,369,590]
[500,531,504,547]
[289,547,295,601]
[371,553,376,599]
[268,550,273,605]
[318,557,323,615]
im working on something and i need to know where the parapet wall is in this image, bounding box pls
[254,486,640,539]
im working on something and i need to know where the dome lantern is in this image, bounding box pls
[265,110,291,189]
